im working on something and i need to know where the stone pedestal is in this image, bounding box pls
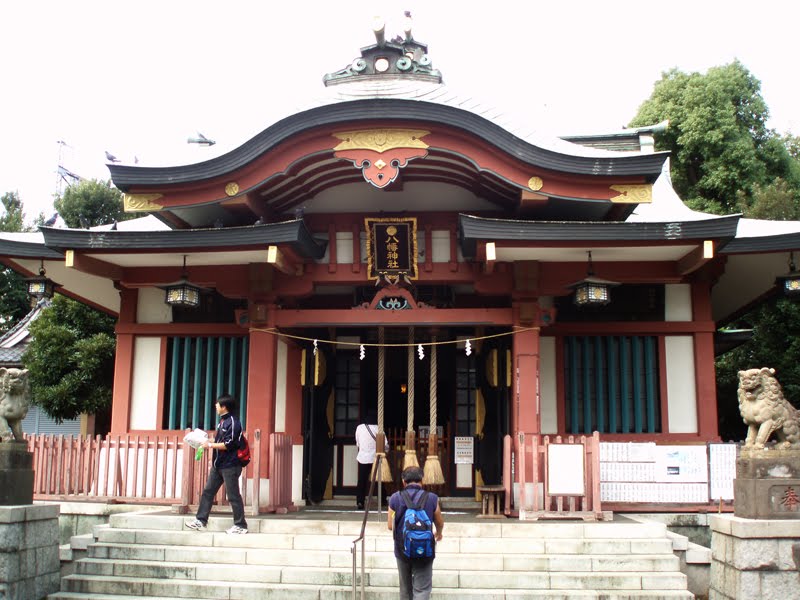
[0,504,60,599]
[734,449,800,519]
[0,443,34,506]
[710,515,800,599]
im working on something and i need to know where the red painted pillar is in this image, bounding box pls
[512,327,541,436]
[246,305,278,477]
[110,288,138,434]
[692,283,720,440]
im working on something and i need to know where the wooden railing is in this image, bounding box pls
[26,430,294,514]
[266,432,296,514]
[383,426,450,495]
[515,431,609,521]
[29,433,185,502]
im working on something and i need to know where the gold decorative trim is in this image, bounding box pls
[225,182,240,196]
[528,176,544,191]
[333,129,429,153]
[610,184,653,203]
[123,193,163,212]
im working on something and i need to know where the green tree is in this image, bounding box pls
[23,295,116,422]
[24,179,129,424]
[716,298,800,441]
[629,61,800,213]
[738,178,800,221]
[54,179,132,228]
[0,191,25,232]
[0,191,32,334]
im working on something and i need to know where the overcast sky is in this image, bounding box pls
[1,0,798,222]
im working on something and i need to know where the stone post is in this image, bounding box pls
[733,449,800,519]
[0,442,34,505]
[0,504,60,599]
[709,515,800,599]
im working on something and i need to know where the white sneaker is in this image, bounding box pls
[186,519,207,531]
[226,525,248,535]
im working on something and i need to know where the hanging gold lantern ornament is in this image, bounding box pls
[569,250,619,307]
[777,251,800,298]
[25,259,58,300]
[164,255,204,308]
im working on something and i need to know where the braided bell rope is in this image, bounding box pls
[378,326,385,434]
[407,326,415,431]
[429,335,437,430]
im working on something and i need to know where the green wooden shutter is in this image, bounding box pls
[564,335,660,434]
[165,335,249,430]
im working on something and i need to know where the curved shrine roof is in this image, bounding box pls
[108,98,669,192]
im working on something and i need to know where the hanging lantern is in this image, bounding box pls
[568,251,619,307]
[25,260,58,300]
[778,252,800,297]
[164,255,203,308]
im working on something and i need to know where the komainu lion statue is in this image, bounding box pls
[0,368,30,442]
[738,367,800,449]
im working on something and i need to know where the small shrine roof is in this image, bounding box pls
[458,213,741,259]
[0,299,49,367]
[38,219,326,260]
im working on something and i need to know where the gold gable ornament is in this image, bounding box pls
[609,184,652,204]
[123,193,164,212]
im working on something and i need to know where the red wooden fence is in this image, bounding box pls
[515,431,608,521]
[25,430,295,515]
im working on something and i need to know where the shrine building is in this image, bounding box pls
[3,20,800,508]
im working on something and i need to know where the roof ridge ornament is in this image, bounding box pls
[322,12,441,87]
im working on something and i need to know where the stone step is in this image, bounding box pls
[58,573,693,599]
[54,569,694,600]
[50,513,692,600]
[96,526,674,555]
[50,587,695,600]
[69,559,688,591]
[96,528,673,556]
[108,513,670,540]
[86,543,680,572]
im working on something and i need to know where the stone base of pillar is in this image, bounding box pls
[709,514,800,600]
[0,442,34,506]
[0,504,61,599]
[734,449,800,519]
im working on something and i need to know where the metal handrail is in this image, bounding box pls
[351,454,384,600]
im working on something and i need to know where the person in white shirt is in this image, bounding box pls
[354,410,378,509]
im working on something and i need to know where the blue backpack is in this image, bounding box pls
[400,490,435,559]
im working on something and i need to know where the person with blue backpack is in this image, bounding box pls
[387,466,444,599]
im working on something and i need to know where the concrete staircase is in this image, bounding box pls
[49,509,695,599]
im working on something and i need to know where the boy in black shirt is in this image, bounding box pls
[186,394,248,534]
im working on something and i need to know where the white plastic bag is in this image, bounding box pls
[183,428,209,448]
[184,429,209,460]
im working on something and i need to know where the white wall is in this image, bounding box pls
[341,445,358,486]
[335,231,353,264]
[539,337,558,434]
[137,287,172,324]
[456,463,473,488]
[664,336,698,433]
[129,337,162,430]
[431,230,451,263]
[665,284,692,321]
[292,444,304,504]
[274,339,287,432]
